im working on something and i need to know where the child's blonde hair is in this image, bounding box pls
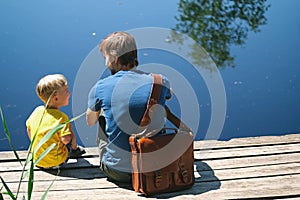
[36,74,67,103]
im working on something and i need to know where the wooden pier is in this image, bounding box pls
[1,133,300,199]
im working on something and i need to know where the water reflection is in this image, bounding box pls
[173,0,271,67]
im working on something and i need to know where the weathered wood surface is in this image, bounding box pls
[1,133,300,200]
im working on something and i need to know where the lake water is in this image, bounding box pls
[0,0,300,151]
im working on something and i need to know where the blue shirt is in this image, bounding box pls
[88,70,171,172]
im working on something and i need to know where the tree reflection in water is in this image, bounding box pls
[173,0,271,68]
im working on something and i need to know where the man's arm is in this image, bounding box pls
[86,108,100,126]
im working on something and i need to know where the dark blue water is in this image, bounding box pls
[0,0,299,151]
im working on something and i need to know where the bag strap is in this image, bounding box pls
[139,74,162,127]
[165,105,192,132]
[139,74,192,132]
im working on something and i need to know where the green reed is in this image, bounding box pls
[0,105,85,200]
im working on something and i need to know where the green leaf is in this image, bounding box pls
[0,176,16,200]
[63,112,86,125]
[25,153,33,168]
[0,106,22,165]
[1,97,86,200]
[15,99,53,199]
[33,124,65,154]
[27,159,34,200]
[33,111,85,156]
[34,143,56,166]
[22,144,56,180]
[41,169,60,200]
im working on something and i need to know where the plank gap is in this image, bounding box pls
[199,172,300,183]
[205,160,300,171]
[227,194,300,200]
[197,150,300,161]
[196,141,300,151]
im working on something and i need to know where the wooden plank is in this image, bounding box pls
[0,157,100,172]
[2,174,300,200]
[2,160,300,190]
[2,143,299,171]
[2,133,300,161]
[2,160,300,183]
[202,151,300,170]
[195,143,300,160]
[194,133,300,150]
[196,162,300,182]
[0,167,105,182]
[0,148,99,161]
[1,134,300,200]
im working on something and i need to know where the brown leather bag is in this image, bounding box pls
[129,74,195,196]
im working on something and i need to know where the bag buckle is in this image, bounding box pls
[155,171,162,187]
[179,163,189,183]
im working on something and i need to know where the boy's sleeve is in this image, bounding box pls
[60,123,72,137]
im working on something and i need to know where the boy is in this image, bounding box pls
[26,74,85,168]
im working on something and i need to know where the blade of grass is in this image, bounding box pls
[20,153,33,181]
[25,92,53,161]
[64,112,86,124]
[1,94,86,200]
[22,143,56,181]
[33,124,65,154]
[0,176,16,200]
[27,159,34,200]
[33,111,85,155]
[0,106,22,165]
[31,113,85,199]
[15,122,46,199]
[24,153,33,169]
[17,102,85,200]
[15,95,53,199]
[1,186,4,200]
[34,143,56,166]
[25,142,54,200]
[41,168,60,200]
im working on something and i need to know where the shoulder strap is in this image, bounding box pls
[139,74,162,127]
[139,74,192,132]
[165,105,192,132]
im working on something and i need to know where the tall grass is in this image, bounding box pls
[0,105,85,200]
